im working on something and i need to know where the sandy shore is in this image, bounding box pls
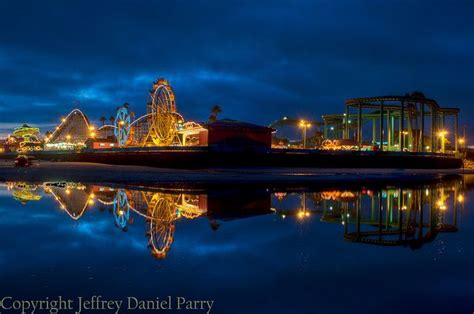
[0,159,469,185]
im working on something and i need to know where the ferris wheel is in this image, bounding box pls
[147,79,181,146]
[113,189,130,229]
[146,195,176,259]
[114,106,132,147]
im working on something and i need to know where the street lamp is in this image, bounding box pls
[438,130,448,153]
[459,137,466,151]
[299,120,311,148]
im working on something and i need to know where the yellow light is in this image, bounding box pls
[297,211,305,219]
[438,130,448,137]
[305,212,310,217]
[90,193,95,198]
[306,123,311,128]
[66,135,71,140]
[61,118,66,123]
[90,132,96,138]
[459,138,465,144]
[89,126,95,131]
[119,120,125,126]
[118,210,124,216]
[458,195,464,203]
[65,189,71,195]
[88,199,94,205]
[282,214,286,219]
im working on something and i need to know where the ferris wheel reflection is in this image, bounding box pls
[2,178,466,259]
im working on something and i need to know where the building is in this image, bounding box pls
[206,119,274,152]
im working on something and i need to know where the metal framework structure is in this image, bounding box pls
[113,78,206,147]
[44,78,206,150]
[322,93,461,154]
[46,109,92,150]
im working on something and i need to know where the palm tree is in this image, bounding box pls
[109,116,115,125]
[208,105,222,123]
[99,116,106,126]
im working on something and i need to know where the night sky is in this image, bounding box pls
[0,0,472,135]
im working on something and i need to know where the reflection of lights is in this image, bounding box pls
[330,126,334,131]
[402,205,407,210]
[458,195,464,203]
[437,199,447,211]
[282,214,286,219]
[346,213,350,218]
[425,189,430,196]
[297,211,305,219]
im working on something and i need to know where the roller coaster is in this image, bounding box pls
[45,78,206,149]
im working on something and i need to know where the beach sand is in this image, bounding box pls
[0,159,468,185]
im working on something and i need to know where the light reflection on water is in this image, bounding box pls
[0,177,472,313]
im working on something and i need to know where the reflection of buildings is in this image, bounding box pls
[2,179,465,260]
[272,181,464,249]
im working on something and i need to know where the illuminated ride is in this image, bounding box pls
[113,189,131,229]
[114,106,132,147]
[112,189,206,259]
[43,78,206,149]
[43,182,92,220]
[113,78,206,147]
[7,182,42,205]
[12,124,42,153]
[45,109,92,150]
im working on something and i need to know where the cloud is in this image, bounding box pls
[0,0,472,129]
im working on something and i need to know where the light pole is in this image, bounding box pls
[299,120,311,148]
[438,130,447,154]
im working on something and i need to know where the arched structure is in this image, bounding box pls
[114,106,132,147]
[44,182,93,220]
[322,93,461,153]
[109,78,206,147]
[45,109,92,150]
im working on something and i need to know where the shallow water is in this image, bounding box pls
[0,177,473,314]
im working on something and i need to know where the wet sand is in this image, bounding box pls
[0,159,468,185]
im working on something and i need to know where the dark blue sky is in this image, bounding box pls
[0,0,472,134]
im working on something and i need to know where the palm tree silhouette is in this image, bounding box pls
[208,105,222,123]
[99,116,106,126]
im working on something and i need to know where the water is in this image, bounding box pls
[0,177,473,314]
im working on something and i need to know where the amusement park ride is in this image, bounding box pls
[0,79,465,170]
[2,178,464,259]
[44,78,206,150]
